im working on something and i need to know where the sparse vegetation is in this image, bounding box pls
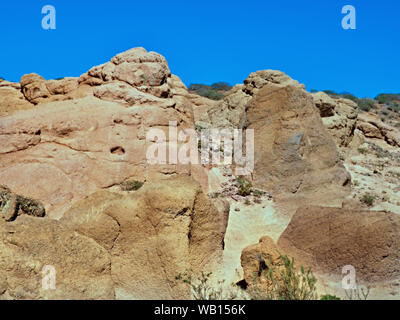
[357,98,376,112]
[236,177,252,196]
[358,147,368,154]
[188,82,232,101]
[388,102,400,113]
[361,194,374,207]
[320,294,341,300]
[175,270,240,300]
[120,179,144,191]
[375,93,400,105]
[248,254,318,300]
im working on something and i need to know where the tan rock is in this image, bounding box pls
[0,94,192,219]
[357,112,400,146]
[278,206,400,282]
[240,236,283,293]
[61,175,229,299]
[0,85,33,116]
[0,216,114,299]
[312,93,358,147]
[20,73,50,104]
[247,83,350,206]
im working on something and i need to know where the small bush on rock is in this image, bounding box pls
[120,179,144,191]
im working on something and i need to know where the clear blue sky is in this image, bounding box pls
[0,0,399,97]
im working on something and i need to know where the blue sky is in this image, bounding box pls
[0,0,399,97]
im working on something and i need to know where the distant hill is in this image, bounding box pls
[188,82,232,100]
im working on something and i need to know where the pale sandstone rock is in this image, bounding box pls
[312,93,358,148]
[0,95,192,219]
[247,83,350,206]
[0,85,33,116]
[0,176,228,300]
[20,73,50,104]
[61,175,229,299]
[357,112,400,147]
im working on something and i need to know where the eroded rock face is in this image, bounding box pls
[357,113,400,147]
[240,236,284,294]
[312,92,359,148]
[0,48,203,219]
[202,70,305,130]
[0,185,45,222]
[0,176,229,300]
[247,83,350,205]
[0,81,34,116]
[278,206,400,282]
[200,71,350,207]
[0,215,115,300]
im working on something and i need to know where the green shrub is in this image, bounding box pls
[321,294,341,300]
[236,177,252,196]
[188,82,231,101]
[375,93,400,104]
[120,179,144,191]
[211,82,232,91]
[259,254,318,300]
[358,147,368,154]
[388,102,400,113]
[361,194,374,206]
[357,98,376,111]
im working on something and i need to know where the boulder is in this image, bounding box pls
[0,185,45,222]
[278,206,400,282]
[247,83,350,205]
[0,82,34,116]
[240,237,284,294]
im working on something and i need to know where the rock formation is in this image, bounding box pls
[0,48,201,219]
[311,92,359,148]
[278,206,400,282]
[0,175,229,299]
[0,185,45,222]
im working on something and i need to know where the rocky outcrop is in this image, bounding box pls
[240,236,284,294]
[0,176,229,300]
[200,71,350,207]
[0,48,204,219]
[0,215,114,299]
[0,185,45,222]
[201,70,305,129]
[357,113,400,147]
[247,83,350,205]
[312,92,359,148]
[0,81,34,116]
[278,206,400,282]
